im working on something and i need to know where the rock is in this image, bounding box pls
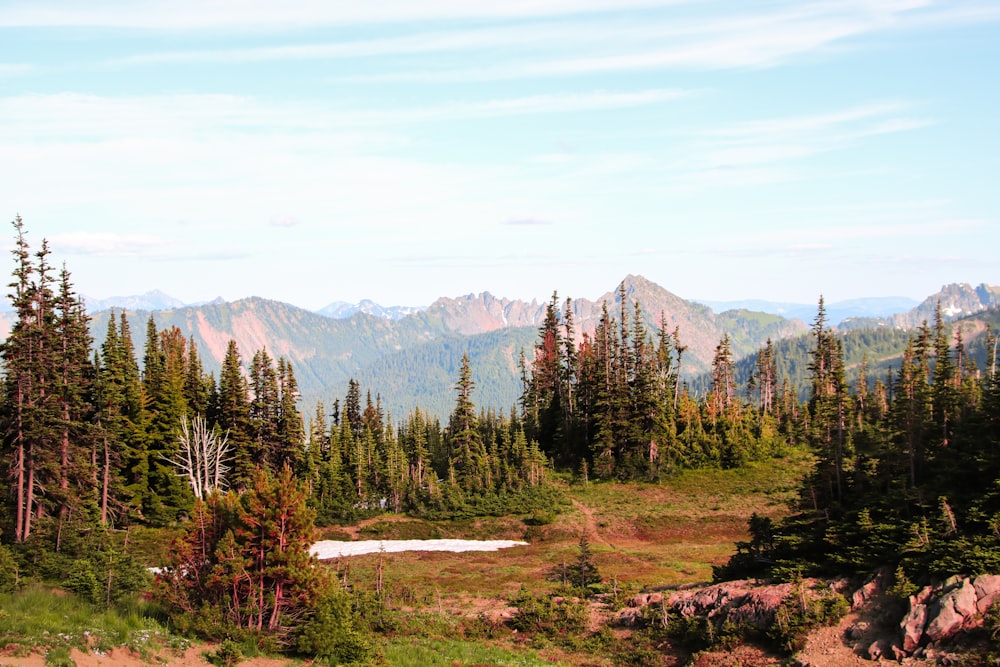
[852,569,885,609]
[615,607,644,627]
[868,639,884,660]
[889,643,906,661]
[628,594,649,607]
[845,621,866,641]
[973,574,1000,614]
[952,578,977,620]
[666,579,798,631]
[900,597,928,653]
[914,585,935,606]
[925,578,977,642]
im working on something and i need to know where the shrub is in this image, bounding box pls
[207,638,244,667]
[297,588,376,666]
[508,586,588,638]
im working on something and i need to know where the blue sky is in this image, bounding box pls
[2,1,998,310]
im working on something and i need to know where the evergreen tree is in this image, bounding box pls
[448,354,489,494]
[215,340,254,488]
[273,357,304,472]
[2,219,62,542]
[52,265,98,544]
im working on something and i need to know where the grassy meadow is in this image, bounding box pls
[1,449,812,666]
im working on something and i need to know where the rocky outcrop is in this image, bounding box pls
[619,578,826,631]
[615,572,1000,663]
[896,574,1000,657]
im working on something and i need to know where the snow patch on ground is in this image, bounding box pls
[311,539,528,559]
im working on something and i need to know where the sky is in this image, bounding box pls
[2,1,998,311]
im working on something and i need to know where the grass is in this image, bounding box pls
[0,584,187,662]
[381,638,569,667]
[1,451,814,666]
[326,451,814,606]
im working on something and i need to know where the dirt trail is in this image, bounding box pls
[571,499,610,546]
[794,606,935,667]
[0,645,290,667]
[794,611,878,667]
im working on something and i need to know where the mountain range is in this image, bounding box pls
[1,277,997,419]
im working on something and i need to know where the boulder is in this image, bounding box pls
[973,574,1000,615]
[867,639,884,660]
[925,578,977,642]
[900,597,928,653]
[615,607,644,627]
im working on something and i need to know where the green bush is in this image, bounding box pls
[64,558,101,603]
[207,638,244,667]
[508,586,588,638]
[297,588,375,666]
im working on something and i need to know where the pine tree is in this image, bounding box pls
[448,354,488,493]
[52,265,98,544]
[273,357,304,473]
[215,340,254,488]
[143,323,192,523]
[2,219,62,541]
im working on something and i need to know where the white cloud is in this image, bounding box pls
[0,64,32,75]
[319,1,1000,82]
[0,0,683,29]
[50,232,169,257]
[502,217,552,226]
[0,90,688,149]
[679,102,931,177]
[269,215,299,228]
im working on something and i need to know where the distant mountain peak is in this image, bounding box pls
[83,289,186,313]
[316,299,424,321]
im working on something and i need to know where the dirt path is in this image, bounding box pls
[794,611,875,667]
[794,606,935,667]
[0,644,293,667]
[571,499,610,546]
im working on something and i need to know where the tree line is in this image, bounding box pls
[519,287,801,480]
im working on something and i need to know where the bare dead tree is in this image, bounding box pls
[169,415,231,499]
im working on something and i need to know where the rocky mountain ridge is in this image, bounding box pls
[2,277,996,418]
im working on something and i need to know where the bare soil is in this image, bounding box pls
[0,644,297,667]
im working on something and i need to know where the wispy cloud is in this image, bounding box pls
[269,215,299,228]
[318,1,1000,83]
[51,232,169,258]
[0,0,681,29]
[10,0,987,84]
[0,90,686,143]
[726,219,987,254]
[664,101,932,191]
[0,64,32,76]
[502,217,552,226]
